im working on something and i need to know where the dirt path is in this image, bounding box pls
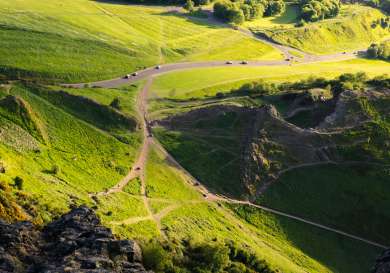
[140,78,388,249]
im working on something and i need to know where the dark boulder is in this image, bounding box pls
[0,205,151,273]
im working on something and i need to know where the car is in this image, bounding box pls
[124,74,131,79]
[226,61,233,64]
[155,65,161,69]
[285,58,291,61]
[135,167,141,171]
[241,61,248,64]
[194,182,200,186]
[202,193,208,198]
[132,72,138,76]
[342,51,347,54]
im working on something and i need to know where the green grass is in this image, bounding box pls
[53,82,142,117]
[145,144,202,201]
[257,164,390,245]
[96,192,148,223]
[112,220,160,241]
[160,201,381,273]
[153,126,245,198]
[229,204,382,273]
[254,5,390,54]
[0,83,141,222]
[243,3,300,30]
[0,0,281,82]
[150,59,390,99]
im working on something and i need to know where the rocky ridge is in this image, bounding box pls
[0,205,150,273]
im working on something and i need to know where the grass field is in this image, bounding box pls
[229,204,382,273]
[0,0,281,82]
[249,5,390,54]
[257,164,390,246]
[150,59,390,99]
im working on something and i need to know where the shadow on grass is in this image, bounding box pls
[230,203,382,273]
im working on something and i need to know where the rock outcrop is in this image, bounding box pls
[0,205,150,273]
[373,249,390,273]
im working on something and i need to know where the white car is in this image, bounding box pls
[124,74,131,79]
[241,60,248,64]
[226,61,233,64]
[155,65,161,69]
[132,72,138,76]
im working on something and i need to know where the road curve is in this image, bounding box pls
[63,52,361,89]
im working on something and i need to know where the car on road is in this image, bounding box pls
[203,193,208,198]
[226,61,233,64]
[124,74,131,79]
[135,167,141,171]
[132,72,138,76]
[155,65,161,69]
[194,182,200,186]
[241,61,248,64]
[285,58,291,61]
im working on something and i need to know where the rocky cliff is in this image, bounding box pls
[373,249,390,273]
[0,205,150,273]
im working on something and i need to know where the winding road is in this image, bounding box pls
[70,28,389,250]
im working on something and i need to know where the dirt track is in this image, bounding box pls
[73,26,388,249]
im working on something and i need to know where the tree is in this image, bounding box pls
[109,97,121,110]
[265,0,285,16]
[184,0,195,12]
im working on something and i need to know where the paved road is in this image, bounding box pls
[63,51,360,89]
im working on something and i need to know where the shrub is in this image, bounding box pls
[367,41,390,61]
[109,97,121,110]
[51,165,60,175]
[14,176,24,190]
[184,0,195,11]
[299,0,341,22]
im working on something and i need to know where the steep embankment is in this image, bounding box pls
[254,6,390,54]
[0,83,141,224]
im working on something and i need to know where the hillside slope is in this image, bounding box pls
[0,0,281,82]
[251,5,390,54]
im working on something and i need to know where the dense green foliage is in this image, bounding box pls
[142,239,275,273]
[214,0,285,24]
[367,40,390,60]
[299,0,341,22]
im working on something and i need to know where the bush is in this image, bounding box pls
[213,0,284,24]
[109,97,121,110]
[51,165,60,175]
[14,176,24,190]
[184,0,195,11]
[367,41,390,61]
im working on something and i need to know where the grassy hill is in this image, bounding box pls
[249,5,390,54]
[0,82,141,223]
[0,0,281,83]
